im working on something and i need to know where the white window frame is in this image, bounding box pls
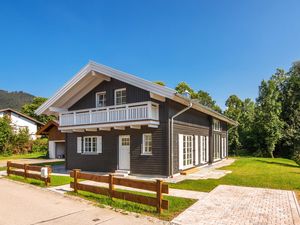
[142,133,152,155]
[200,135,209,163]
[96,91,106,108]
[81,136,102,154]
[213,119,221,131]
[114,88,126,105]
[182,135,194,169]
[213,133,221,160]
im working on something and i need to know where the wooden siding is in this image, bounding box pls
[48,126,65,141]
[69,78,150,111]
[65,123,169,176]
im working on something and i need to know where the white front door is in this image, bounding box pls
[118,135,130,170]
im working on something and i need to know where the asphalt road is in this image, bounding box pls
[0,178,164,225]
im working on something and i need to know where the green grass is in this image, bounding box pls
[68,189,196,221]
[170,157,300,192]
[6,174,73,187]
[0,151,47,160]
[0,166,6,171]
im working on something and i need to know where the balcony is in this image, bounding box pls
[59,101,159,127]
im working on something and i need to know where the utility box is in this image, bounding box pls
[41,167,48,178]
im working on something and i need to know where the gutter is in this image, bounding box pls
[169,102,193,176]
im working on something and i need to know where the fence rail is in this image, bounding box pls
[7,161,52,186]
[70,169,169,213]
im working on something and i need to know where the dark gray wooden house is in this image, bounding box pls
[36,61,237,177]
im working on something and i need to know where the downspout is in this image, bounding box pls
[170,102,193,176]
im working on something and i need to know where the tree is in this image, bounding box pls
[154,81,166,86]
[224,95,243,153]
[175,82,222,112]
[239,98,255,151]
[0,115,13,154]
[197,90,222,113]
[175,82,197,98]
[21,97,55,124]
[280,62,300,160]
[254,77,283,158]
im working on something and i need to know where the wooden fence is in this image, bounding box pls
[70,169,169,213]
[7,161,52,186]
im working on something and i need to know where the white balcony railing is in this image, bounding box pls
[59,101,159,126]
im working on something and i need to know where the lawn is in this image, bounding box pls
[32,161,65,167]
[170,157,300,192]
[6,174,73,187]
[68,189,196,221]
[0,151,47,160]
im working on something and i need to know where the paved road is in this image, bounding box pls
[0,178,164,225]
[172,185,300,225]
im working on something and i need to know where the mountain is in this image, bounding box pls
[0,90,35,111]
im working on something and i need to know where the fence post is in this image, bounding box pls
[7,161,11,176]
[45,165,51,187]
[109,173,114,198]
[73,169,80,193]
[156,179,163,214]
[24,164,28,180]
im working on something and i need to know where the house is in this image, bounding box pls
[36,61,237,177]
[0,108,44,140]
[36,120,65,159]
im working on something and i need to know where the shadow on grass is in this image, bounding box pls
[254,159,300,168]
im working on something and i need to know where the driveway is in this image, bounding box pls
[172,185,300,225]
[0,178,164,225]
[0,158,64,167]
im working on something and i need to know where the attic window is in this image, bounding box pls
[96,92,106,107]
[115,88,126,105]
[213,119,221,131]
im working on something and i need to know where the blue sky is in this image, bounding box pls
[0,1,299,109]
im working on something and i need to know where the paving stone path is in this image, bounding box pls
[172,185,300,225]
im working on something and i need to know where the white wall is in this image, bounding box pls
[10,112,38,140]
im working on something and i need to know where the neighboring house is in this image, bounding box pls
[0,108,43,140]
[36,120,65,159]
[36,61,237,177]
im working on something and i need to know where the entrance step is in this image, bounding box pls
[180,167,199,175]
[113,170,130,177]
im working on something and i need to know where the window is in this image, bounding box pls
[142,133,152,155]
[200,136,209,163]
[78,136,102,154]
[96,92,106,107]
[115,88,126,105]
[213,133,221,160]
[183,135,193,167]
[222,137,227,158]
[213,119,221,131]
[121,136,130,146]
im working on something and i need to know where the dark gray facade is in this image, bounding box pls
[64,78,230,176]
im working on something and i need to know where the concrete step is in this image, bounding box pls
[115,170,130,174]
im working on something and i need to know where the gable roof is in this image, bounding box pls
[36,61,237,126]
[36,120,59,135]
[0,108,44,126]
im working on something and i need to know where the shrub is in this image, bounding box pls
[0,116,13,154]
[31,138,48,152]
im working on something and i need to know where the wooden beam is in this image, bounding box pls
[91,71,111,81]
[85,128,97,132]
[61,130,73,133]
[130,125,141,129]
[99,127,111,131]
[150,92,165,102]
[49,107,67,113]
[148,125,158,128]
[114,126,125,130]
[73,129,85,132]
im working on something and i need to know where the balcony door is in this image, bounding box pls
[118,135,130,170]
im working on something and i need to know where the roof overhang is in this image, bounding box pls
[36,61,237,126]
[35,61,176,116]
